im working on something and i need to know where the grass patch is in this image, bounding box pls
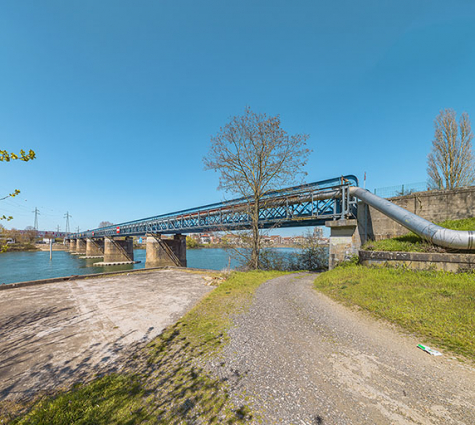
[363,216,475,252]
[5,270,287,424]
[315,265,475,360]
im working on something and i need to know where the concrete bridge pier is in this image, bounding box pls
[95,237,138,266]
[68,239,77,253]
[84,238,104,259]
[145,234,187,268]
[325,219,361,270]
[72,238,86,256]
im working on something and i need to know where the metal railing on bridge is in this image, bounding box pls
[69,175,358,239]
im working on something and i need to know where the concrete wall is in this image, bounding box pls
[326,219,361,269]
[359,250,475,272]
[358,186,475,242]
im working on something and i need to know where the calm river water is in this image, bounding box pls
[0,248,298,285]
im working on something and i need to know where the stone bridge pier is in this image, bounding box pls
[85,238,104,259]
[145,234,187,268]
[73,238,86,256]
[94,237,137,266]
[68,239,76,253]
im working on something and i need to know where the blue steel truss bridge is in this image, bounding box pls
[69,175,358,240]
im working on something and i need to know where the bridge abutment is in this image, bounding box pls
[145,234,187,268]
[84,238,104,258]
[95,237,137,266]
[326,219,361,269]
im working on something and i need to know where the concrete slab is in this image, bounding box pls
[93,261,140,266]
[0,269,213,401]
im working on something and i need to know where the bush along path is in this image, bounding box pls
[209,273,475,424]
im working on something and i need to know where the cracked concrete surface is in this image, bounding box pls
[0,269,212,401]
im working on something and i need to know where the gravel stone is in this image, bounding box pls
[208,273,475,424]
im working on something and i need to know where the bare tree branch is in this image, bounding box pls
[203,107,310,269]
[427,109,475,190]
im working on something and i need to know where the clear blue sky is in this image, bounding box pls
[1,0,474,233]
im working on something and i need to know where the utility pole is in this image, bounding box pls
[32,207,40,230]
[64,212,71,233]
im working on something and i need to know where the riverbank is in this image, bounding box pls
[0,269,216,414]
[1,270,284,423]
[35,243,68,252]
[3,243,38,252]
[4,268,475,424]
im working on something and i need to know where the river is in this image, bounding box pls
[0,248,299,285]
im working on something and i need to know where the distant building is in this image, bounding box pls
[281,237,293,245]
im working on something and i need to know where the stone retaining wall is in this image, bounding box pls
[357,186,475,242]
[359,250,475,272]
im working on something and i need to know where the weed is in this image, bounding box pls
[315,265,475,360]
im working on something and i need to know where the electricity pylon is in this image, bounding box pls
[64,212,71,233]
[32,207,40,230]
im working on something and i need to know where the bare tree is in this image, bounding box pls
[98,221,114,228]
[427,109,474,189]
[23,226,38,244]
[203,107,310,269]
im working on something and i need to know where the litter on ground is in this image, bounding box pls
[417,344,442,356]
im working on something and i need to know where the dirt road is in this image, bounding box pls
[210,274,475,424]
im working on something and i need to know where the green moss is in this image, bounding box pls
[315,265,475,359]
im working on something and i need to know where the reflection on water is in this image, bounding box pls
[0,248,299,285]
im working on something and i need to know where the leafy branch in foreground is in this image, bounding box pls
[0,149,36,162]
[0,148,36,251]
[0,148,36,210]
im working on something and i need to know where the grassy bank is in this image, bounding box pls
[4,270,287,424]
[363,216,475,252]
[315,265,475,360]
[3,243,38,252]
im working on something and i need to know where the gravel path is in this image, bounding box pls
[209,273,475,424]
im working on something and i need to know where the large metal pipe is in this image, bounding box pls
[350,186,475,250]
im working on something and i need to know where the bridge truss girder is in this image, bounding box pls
[69,175,358,240]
